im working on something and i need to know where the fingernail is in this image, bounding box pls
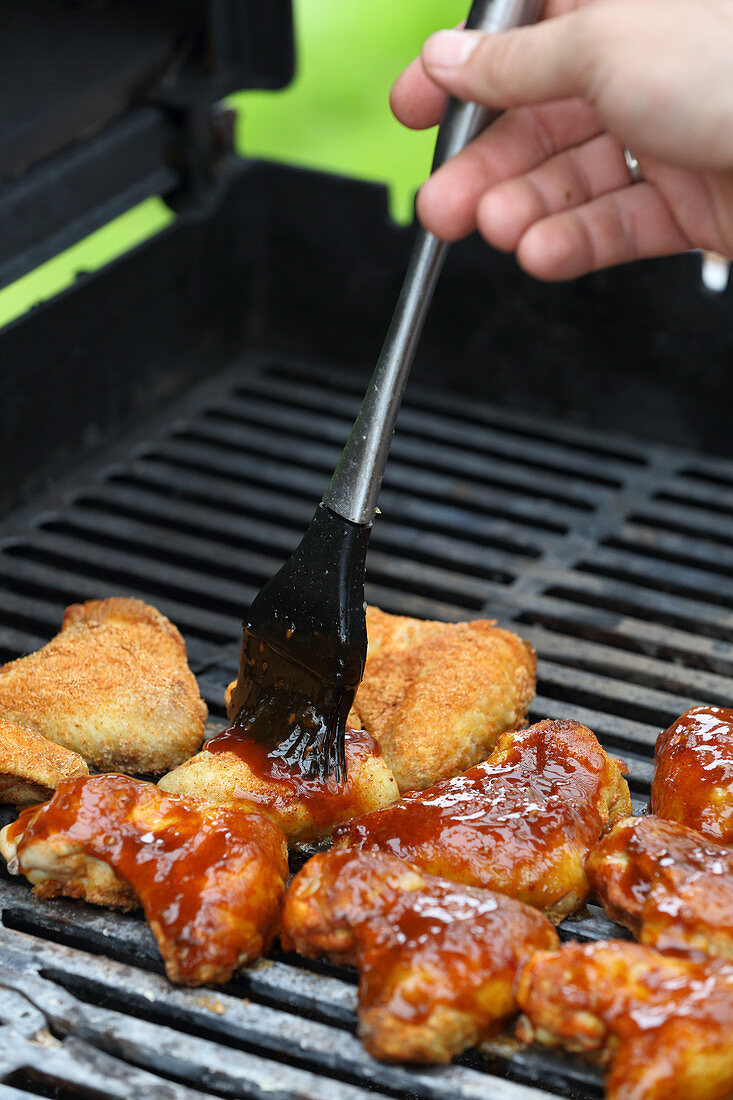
[423,29,480,69]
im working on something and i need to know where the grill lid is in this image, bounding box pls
[0,0,294,289]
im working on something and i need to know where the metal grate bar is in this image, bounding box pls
[578,546,733,607]
[632,497,733,545]
[0,549,240,649]
[259,361,650,467]
[92,467,559,555]
[170,415,606,512]
[519,624,733,704]
[63,493,537,590]
[0,959,376,1100]
[205,386,628,491]
[536,661,698,735]
[4,534,254,623]
[150,433,590,528]
[605,525,733,580]
[509,595,733,677]
[537,570,733,641]
[222,376,633,484]
[0,1030,210,1100]
[0,926,552,1100]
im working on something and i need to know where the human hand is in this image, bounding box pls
[391,0,733,280]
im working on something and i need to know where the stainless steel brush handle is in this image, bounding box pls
[324,0,544,525]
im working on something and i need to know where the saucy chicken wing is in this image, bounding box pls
[282,847,559,1063]
[587,814,733,960]
[0,598,207,774]
[517,940,733,1100]
[652,706,733,843]
[0,774,288,986]
[335,719,631,920]
[0,716,88,805]
[159,725,399,843]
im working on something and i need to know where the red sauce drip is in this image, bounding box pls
[653,705,733,842]
[205,724,380,828]
[9,775,288,984]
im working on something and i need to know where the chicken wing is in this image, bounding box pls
[159,725,399,843]
[0,716,88,805]
[652,706,733,843]
[0,774,288,986]
[516,940,733,1100]
[335,718,631,920]
[587,814,733,960]
[281,847,559,1063]
[0,598,207,773]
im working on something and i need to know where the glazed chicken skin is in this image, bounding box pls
[0,598,207,774]
[517,940,733,1100]
[0,774,288,986]
[335,719,631,920]
[652,706,733,843]
[0,716,88,805]
[159,726,400,843]
[345,606,536,791]
[282,847,559,1064]
[587,814,733,960]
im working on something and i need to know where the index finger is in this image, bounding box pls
[390,0,588,131]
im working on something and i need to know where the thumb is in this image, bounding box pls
[420,18,591,109]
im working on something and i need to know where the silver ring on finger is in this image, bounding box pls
[623,147,644,184]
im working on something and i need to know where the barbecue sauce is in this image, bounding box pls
[517,941,733,1098]
[652,705,733,843]
[586,814,733,957]
[334,719,629,912]
[205,724,381,829]
[358,878,558,1033]
[7,774,288,985]
[282,848,559,1041]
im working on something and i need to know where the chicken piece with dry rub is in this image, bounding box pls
[652,706,733,844]
[158,725,400,844]
[346,606,536,791]
[282,847,559,1063]
[587,814,733,960]
[517,940,733,1100]
[0,598,207,774]
[0,716,88,805]
[335,718,631,920]
[0,774,288,986]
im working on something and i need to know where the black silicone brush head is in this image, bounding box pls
[228,503,371,783]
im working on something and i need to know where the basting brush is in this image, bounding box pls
[228,0,544,783]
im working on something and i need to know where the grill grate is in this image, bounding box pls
[0,354,731,1098]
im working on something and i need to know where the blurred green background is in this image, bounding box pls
[0,0,464,331]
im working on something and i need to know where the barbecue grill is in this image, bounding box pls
[2,3,733,1097]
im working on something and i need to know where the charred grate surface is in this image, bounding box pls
[0,353,731,1097]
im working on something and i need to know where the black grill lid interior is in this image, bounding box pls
[0,0,294,287]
